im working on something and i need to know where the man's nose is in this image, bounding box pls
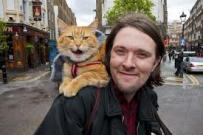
[123,54,136,69]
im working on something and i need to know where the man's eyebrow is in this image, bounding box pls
[113,45,126,49]
[135,49,152,55]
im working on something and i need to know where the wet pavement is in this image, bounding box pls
[0,84,57,135]
[0,65,58,135]
[0,64,50,83]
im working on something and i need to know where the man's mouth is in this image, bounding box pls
[119,71,137,76]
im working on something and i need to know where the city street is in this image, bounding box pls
[158,56,203,135]
[0,57,203,135]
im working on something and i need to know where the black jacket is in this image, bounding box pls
[34,82,162,135]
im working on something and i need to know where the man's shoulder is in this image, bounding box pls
[141,87,158,109]
[52,86,101,114]
[56,86,103,103]
[69,86,104,103]
[78,86,101,97]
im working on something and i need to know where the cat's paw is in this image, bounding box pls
[64,85,79,97]
[97,79,109,87]
[59,85,65,94]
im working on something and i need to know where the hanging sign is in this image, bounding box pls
[180,38,185,46]
[32,1,42,21]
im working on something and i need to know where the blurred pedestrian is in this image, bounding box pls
[168,50,172,61]
[175,50,183,77]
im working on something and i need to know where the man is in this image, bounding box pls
[175,49,183,78]
[34,13,171,135]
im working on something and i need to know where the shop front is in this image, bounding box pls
[5,23,49,70]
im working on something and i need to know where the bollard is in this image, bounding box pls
[2,65,7,84]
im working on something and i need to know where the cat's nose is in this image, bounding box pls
[75,44,80,47]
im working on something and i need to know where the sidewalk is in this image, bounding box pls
[0,64,50,83]
[161,56,197,86]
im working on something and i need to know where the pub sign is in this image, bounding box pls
[32,1,42,21]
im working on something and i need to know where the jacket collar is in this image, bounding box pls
[138,86,158,121]
[104,81,122,117]
[104,81,157,122]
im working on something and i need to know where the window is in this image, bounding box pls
[7,35,14,61]
[0,0,3,18]
[7,0,15,10]
[19,0,23,12]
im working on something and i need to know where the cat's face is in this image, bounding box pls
[57,26,99,62]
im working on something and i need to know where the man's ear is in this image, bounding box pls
[152,57,161,72]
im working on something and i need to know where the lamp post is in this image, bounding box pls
[0,51,7,84]
[93,9,97,19]
[180,12,187,50]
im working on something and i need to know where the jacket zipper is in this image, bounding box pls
[122,115,125,123]
[137,122,140,135]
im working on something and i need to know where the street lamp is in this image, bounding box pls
[93,9,97,19]
[180,12,187,50]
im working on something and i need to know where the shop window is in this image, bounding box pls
[7,0,15,10]
[7,35,14,61]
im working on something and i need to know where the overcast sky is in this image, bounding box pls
[167,0,196,22]
[66,0,96,26]
[66,0,196,25]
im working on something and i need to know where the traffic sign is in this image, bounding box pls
[180,38,185,46]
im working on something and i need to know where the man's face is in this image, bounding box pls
[110,27,160,100]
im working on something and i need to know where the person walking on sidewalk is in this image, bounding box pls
[175,49,184,78]
[34,13,172,135]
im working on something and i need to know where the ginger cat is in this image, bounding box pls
[51,22,109,97]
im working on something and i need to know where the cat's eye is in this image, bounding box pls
[83,36,89,40]
[66,36,74,40]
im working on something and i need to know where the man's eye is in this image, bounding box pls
[137,53,149,58]
[115,49,125,55]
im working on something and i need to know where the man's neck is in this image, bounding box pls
[123,93,136,103]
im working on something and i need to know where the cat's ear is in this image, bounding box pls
[58,21,74,34]
[88,18,98,31]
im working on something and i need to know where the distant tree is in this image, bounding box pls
[104,0,155,25]
[0,20,8,53]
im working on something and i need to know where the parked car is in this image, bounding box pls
[183,56,203,73]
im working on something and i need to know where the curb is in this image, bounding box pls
[10,71,50,82]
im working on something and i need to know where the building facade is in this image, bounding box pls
[0,0,50,70]
[152,0,164,23]
[47,0,56,40]
[152,0,168,39]
[53,0,76,36]
[184,0,203,52]
[0,0,77,70]
[167,21,182,47]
